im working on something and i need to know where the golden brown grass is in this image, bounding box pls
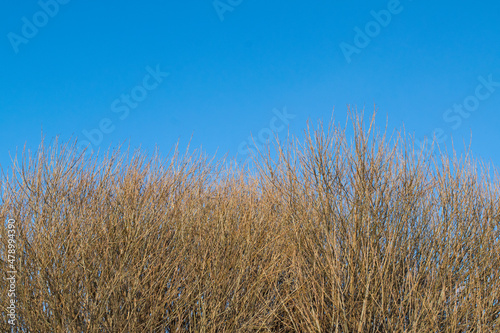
[1,111,499,332]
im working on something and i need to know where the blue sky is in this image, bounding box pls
[1,0,499,172]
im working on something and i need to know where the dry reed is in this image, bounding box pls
[1,110,499,332]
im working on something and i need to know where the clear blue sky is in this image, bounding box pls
[1,0,499,172]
